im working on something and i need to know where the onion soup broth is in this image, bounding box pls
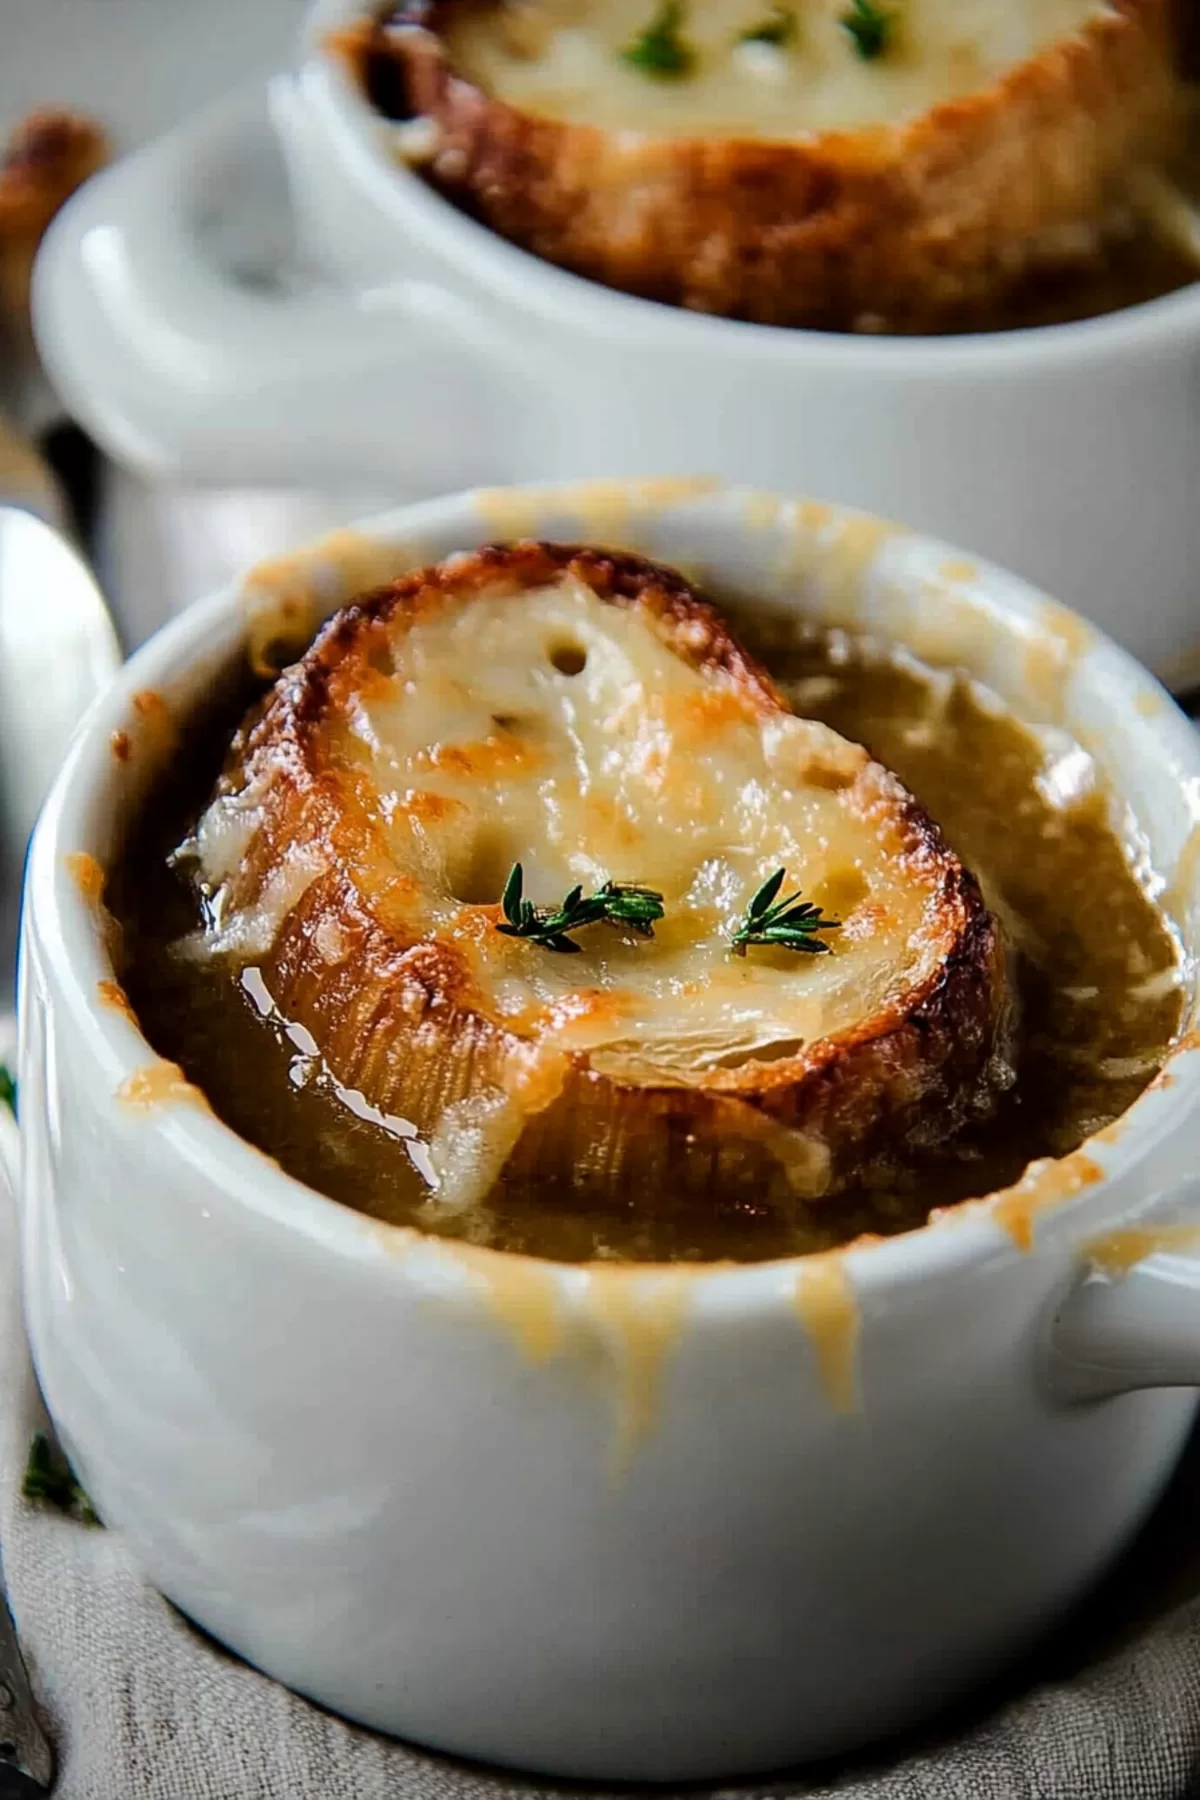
[110,627,1183,1264]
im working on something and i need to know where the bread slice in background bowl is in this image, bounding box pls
[0,108,108,351]
[338,0,1185,331]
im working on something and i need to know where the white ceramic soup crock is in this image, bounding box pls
[17,480,1200,1783]
[29,2,1200,692]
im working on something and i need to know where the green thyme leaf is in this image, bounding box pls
[496,864,665,953]
[0,1063,16,1116]
[22,1432,100,1526]
[622,1,693,78]
[840,0,893,60]
[740,7,795,47]
[731,870,840,957]
[747,866,785,920]
[596,882,667,938]
[501,861,525,930]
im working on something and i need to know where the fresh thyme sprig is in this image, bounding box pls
[621,1,693,78]
[497,863,665,954]
[840,0,893,60]
[731,869,840,957]
[23,1431,100,1525]
[741,7,796,47]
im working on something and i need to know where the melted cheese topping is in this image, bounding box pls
[443,0,1104,138]
[196,575,953,1083]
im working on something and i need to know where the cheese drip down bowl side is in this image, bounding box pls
[17,481,1200,1782]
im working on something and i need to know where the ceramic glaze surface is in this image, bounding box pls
[17,483,1200,1780]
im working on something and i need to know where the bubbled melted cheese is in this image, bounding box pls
[300,575,944,1082]
[443,0,1105,139]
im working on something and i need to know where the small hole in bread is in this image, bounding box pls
[452,828,517,906]
[819,868,869,918]
[549,641,587,677]
[805,761,856,792]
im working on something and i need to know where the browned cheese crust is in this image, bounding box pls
[200,543,1009,1223]
[333,1,1182,332]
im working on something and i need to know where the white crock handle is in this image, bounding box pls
[1048,1176,1200,1401]
[31,80,513,491]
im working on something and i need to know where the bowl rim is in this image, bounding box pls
[299,0,1200,373]
[24,480,1200,1316]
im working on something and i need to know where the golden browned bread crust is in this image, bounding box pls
[335,1,1182,332]
[188,543,1009,1228]
[0,108,109,333]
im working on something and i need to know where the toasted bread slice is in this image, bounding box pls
[338,0,1182,331]
[0,109,108,337]
[185,544,1007,1224]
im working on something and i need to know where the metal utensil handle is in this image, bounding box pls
[0,1594,52,1793]
[0,1070,52,1793]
